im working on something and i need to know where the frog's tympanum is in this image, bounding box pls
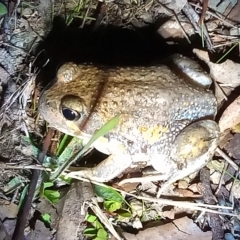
[38,55,220,196]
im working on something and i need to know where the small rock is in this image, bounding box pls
[178,180,189,189]
[210,171,222,185]
[158,20,194,39]
[228,180,240,199]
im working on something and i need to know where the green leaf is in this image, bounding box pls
[56,134,73,156]
[59,174,72,184]
[104,200,122,212]
[86,214,97,223]
[117,209,132,221]
[93,185,123,203]
[22,136,49,164]
[4,177,22,194]
[97,228,108,239]
[44,189,60,203]
[40,181,55,198]
[85,115,120,149]
[42,213,51,224]
[50,115,120,180]
[84,214,108,239]
[43,182,54,189]
[83,227,97,237]
[86,214,104,230]
[117,209,132,218]
[0,3,7,16]
[94,237,107,240]
[93,219,104,230]
[70,115,121,164]
[216,41,239,64]
[18,184,29,209]
[57,137,83,166]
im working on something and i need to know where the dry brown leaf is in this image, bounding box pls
[114,181,139,192]
[0,202,18,219]
[193,49,240,88]
[228,133,240,159]
[162,209,176,219]
[188,183,202,194]
[158,0,187,15]
[219,95,240,132]
[218,131,233,149]
[122,216,212,240]
[175,188,201,197]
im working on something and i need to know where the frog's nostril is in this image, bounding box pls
[62,107,81,121]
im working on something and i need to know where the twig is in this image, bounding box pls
[215,160,228,195]
[200,168,224,239]
[12,129,54,240]
[213,40,239,50]
[189,2,237,28]
[199,0,209,25]
[63,173,237,217]
[12,156,43,240]
[1,42,31,55]
[1,163,52,171]
[0,77,34,117]
[182,2,213,50]
[216,147,239,171]
[80,0,91,28]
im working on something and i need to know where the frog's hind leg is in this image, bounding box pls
[118,120,219,198]
[156,119,220,197]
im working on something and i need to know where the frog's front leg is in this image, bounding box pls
[67,154,132,182]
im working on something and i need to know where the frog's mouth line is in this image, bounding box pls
[66,120,111,154]
[66,121,92,139]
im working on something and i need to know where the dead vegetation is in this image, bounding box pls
[0,0,240,239]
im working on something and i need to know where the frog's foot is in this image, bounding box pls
[66,154,132,182]
[155,119,220,198]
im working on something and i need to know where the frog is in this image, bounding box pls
[38,55,220,197]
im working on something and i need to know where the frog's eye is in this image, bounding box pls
[62,107,81,121]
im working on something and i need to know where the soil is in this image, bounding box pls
[0,0,240,239]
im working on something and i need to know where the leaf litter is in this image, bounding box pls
[1,0,240,239]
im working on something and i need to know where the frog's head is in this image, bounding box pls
[38,63,93,139]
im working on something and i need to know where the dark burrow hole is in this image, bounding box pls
[34,16,218,87]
